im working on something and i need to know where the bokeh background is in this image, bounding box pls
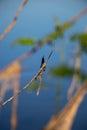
[0,0,87,130]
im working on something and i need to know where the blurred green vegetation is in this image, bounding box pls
[15,18,74,46]
[15,38,36,46]
[71,33,87,53]
[50,65,87,80]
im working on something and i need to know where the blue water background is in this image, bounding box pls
[0,0,87,130]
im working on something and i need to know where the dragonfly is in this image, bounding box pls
[40,56,45,70]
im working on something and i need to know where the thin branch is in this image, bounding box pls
[0,0,28,41]
[0,63,46,108]
[0,46,54,108]
[36,72,42,96]
[68,7,87,24]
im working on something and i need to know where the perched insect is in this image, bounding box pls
[40,56,45,70]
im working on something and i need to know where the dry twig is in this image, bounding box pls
[0,62,46,108]
[0,0,28,41]
[68,45,81,99]
[0,45,54,108]
[44,80,87,130]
